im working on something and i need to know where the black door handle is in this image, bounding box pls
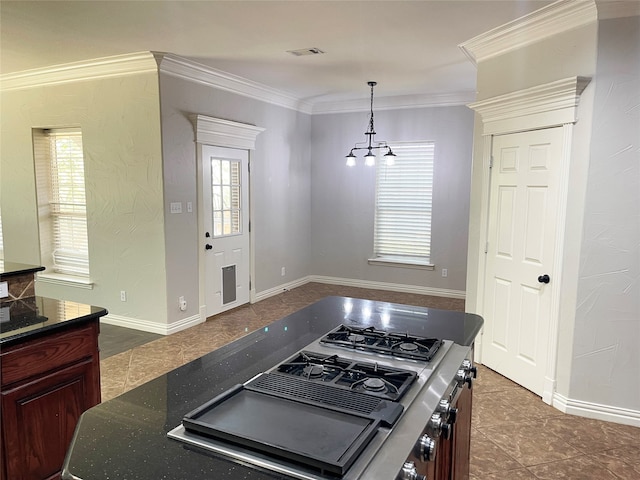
[205,244,213,250]
[538,274,550,284]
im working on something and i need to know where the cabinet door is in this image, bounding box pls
[451,386,473,480]
[1,359,98,480]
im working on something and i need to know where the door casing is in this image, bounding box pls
[468,77,590,404]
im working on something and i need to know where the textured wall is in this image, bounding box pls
[571,15,640,412]
[157,72,312,311]
[310,106,474,292]
[0,71,167,324]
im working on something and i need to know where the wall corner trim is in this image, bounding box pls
[459,0,598,64]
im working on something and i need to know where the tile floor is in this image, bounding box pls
[98,282,640,479]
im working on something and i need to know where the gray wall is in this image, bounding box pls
[0,70,169,324]
[466,15,640,419]
[158,71,312,316]
[571,15,640,411]
[310,106,474,292]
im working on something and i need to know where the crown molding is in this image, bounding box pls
[468,76,591,134]
[157,53,313,114]
[0,51,160,92]
[0,50,314,114]
[459,0,598,65]
[312,91,477,115]
[190,114,265,150]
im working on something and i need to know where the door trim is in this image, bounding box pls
[192,115,264,319]
[469,76,590,404]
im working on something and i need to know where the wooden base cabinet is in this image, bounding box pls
[1,321,100,480]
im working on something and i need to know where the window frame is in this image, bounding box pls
[369,141,435,270]
[33,128,92,285]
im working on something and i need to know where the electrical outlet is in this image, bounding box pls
[178,296,187,311]
[442,268,448,278]
[120,290,127,302]
[281,267,286,276]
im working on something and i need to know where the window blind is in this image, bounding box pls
[374,142,434,262]
[38,129,90,276]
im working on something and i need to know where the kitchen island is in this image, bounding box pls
[1,295,107,480]
[63,296,483,480]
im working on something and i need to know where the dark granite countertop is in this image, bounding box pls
[63,296,483,480]
[0,261,45,279]
[0,296,108,348]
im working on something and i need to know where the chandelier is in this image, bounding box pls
[345,81,396,167]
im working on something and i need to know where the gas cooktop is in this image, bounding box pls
[320,324,444,362]
[275,351,417,401]
[168,323,461,480]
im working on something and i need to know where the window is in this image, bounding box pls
[211,158,241,237]
[34,128,90,277]
[372,142,434,267]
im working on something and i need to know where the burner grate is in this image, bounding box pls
[247,373,384,416]
[320,325,444,362]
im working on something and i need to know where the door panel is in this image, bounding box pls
[482,127,563,395]
[201,145,250,318]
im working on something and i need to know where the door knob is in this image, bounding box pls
[538,274,550,284]
[205,232,211,238]
[205,244,213,250]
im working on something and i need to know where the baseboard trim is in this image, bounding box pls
[309,275,466,299]
[253,276,313,303]
[553,392,640,428]
[253,275,466,303]
[101,313,203,335]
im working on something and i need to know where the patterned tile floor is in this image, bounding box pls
[99,282,640,479]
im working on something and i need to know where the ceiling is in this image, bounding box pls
[1,0,555,105]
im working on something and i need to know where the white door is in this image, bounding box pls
[201,145,250,318]
[482,127,563,396]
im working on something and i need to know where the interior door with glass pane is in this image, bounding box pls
[202,145,250,317]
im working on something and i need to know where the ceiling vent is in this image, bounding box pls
[287,47,325,57]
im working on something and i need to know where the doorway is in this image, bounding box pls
[192,114,264,320]
[201,145,250,318]
[482,127,563,396]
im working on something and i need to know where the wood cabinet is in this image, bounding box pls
[1,320,100,480]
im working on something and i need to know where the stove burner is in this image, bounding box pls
[321,325,444,362]
[348,334,366,343]
[398,342,419,352]
[302,364,324,378]
[362,378,386,392]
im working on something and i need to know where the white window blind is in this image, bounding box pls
[34,129,90,277]
[374,142,434,263]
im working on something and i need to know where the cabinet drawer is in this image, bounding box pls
[1,321,98,387]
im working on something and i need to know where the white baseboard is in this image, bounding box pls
[253,275,466,303]
[553,392,640,428]
[309,275,466,299]
[253,276,313,302]
[101,313,203,335]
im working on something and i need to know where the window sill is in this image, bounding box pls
[36,273,94,290]
[368,257,435,270]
